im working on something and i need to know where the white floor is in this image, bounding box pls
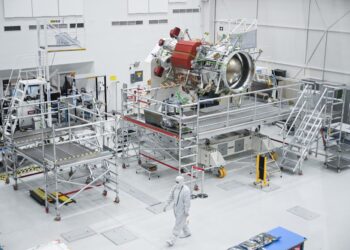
[1,126,350,250]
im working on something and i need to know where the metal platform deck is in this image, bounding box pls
[125,100,291,140]
[16,142,114,169]
[183,102,291,139]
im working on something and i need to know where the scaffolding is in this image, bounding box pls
[121,81,304,181]
[1,89,119,220]
[280,81,346,174]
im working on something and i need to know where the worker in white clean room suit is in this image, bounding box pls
[163,175,191,247]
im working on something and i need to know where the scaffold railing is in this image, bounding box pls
[121,81,305,178]
[1,92,120,220]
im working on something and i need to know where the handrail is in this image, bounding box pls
[302,104,326,145]
[292,103,326,172]
[280,85,310,135]
[284,100,307,138]
[294,88,328,140]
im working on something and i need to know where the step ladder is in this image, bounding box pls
[3,78,47,135]
[119,121,139,168]
[102,159,119,203]
[323,86,345,147]
[179,124,199,173]
[280,87,330,174]
[323,86,346,172]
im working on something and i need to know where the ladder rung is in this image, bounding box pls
[182,145,197,150]
[107,179,118,184]
[109,170,118,175]
[286,142,303,148]
[284,148,301,156]
[182,137,197,141]
[180,162,197,168]
[282,157,298,163]
[104,185,117,192]
[180,154,197,159]
[332,102,344,106]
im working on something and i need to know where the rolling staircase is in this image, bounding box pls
[280,85,336,174]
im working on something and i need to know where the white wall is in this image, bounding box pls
[212,0,350,85]
[83,0,202,109]
[0,0,203,110]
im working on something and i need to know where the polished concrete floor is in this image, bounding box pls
[1,126,350,250]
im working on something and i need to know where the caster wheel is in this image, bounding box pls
[197,193,208,199]
[298,171,303,176]
[102,190,107,196]
[68,171,73,177]
[158,175,160,178]
[194,184,199,191]
[253,182,257,186]
[138,159,142,165]
[45,207,49,213]
[54,216,61,222]
[122,163,126,169]
[191,194,198,199]
[5,177,10,184]
[13,184,18,191]
[114,197,120,203]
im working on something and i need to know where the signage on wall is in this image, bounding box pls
[130,71,143,83]
[110,75,118,81]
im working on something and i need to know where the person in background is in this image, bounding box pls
[163,175,191,247]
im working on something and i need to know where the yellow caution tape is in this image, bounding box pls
[16,165,43,177]
[51,192,75,205]
[0,173,8,181]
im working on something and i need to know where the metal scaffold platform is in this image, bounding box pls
[121,81,304,179]
[0,17,120,220]
[1,82,120,220]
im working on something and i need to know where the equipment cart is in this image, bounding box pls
[136,162,160,180]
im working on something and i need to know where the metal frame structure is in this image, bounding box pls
[0,17,118,220]
[121,81,304,180]
[280,80,346,174]
[1,90,119,221]
[323,85,348,172]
